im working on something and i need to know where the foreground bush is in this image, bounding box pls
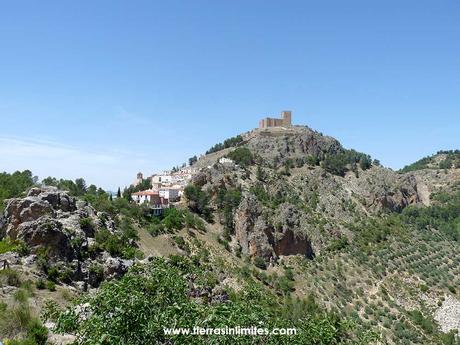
[57,256,376,344]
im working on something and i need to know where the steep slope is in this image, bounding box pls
[190,126,423,261]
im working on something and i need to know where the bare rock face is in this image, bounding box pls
[16,217,74,259]
[191,171,208,187]
[274,230,314,258]
[5,197,54,238]
[0,213,6,238]
[370,173,421,212]
[0,187,97,260]
[272,204,315,258]
[234,194,261,255]
[411,168,460,205]
[0,252,21,265]
[328,165,423,214]
[234,195,314,260]
[434,295,460,334]
[248,218,274,259]
[103,257,133,280]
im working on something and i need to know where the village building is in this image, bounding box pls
[131,190,161,204]
[219,157,234,165]
[131,190,169,215]
[159,187,180,201]
[151,173,173,185]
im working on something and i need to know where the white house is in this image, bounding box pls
[131,190,170,215]
[131,190,161,204]
[219,157,234,165]
[151,174,173,185]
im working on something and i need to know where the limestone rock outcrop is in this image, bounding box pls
[0,187,99,260]
[234,195,314,260]
[0,186,133,288]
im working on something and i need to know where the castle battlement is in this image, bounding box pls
[259,110,292,129]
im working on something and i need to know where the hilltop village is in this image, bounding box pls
[129,167,196,214]
[128,110,294,212]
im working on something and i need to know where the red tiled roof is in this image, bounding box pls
[132,190,159,196]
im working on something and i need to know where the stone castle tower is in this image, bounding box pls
[259,111,292,129]
[132,172,144,187]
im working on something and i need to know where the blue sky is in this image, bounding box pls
[0,0,459,190]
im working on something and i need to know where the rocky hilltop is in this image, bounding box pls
[190,125,426,261]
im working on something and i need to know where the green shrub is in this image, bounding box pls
[36,247,54,274]
[36,278,46,290]
[276,276,294,295]
[27,318,48,345]
[0,237,19,254]
[0,300,36,341]
[59,266,74,283]
[55,256,372,345]
[322,150,372,176]
[0,268,21,287]
[216,187,241,234]
[122,246,144,260]
[79,217,94,232]
[184,185,213,222]
[328,237,349,251]
[162,208,185,231]
[172,236,188,252]
[217,236,230,251]
[206,135,243,154]
[14,289,29,303]
[148,222,165,237]
[41,299,62,323]
[284,267,295,281]
[119,218,139,241]
[46,280,56,291]
[409,310,435,334]
[0,170,34,211]
[0,238,29,256]
[95,226,140,260]
[253,256,267,270]
[16,241,30,256]
[227,147,253,167]
[89,263,104,279]
[46,265,60,282]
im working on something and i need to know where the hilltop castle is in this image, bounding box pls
[259,111,292,129]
